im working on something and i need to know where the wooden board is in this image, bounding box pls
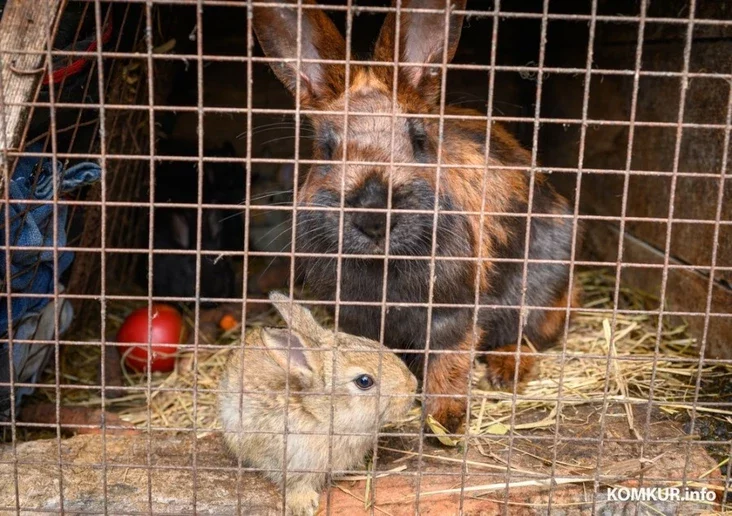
[582,220,732,360]
[0,425,722,514]
[0,0,63,190]
[539,0,732,359]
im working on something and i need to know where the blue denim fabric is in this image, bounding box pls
[0,144,101,334]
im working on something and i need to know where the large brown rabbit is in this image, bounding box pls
[252,0,576,431]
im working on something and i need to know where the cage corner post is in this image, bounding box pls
[0,0,64,191]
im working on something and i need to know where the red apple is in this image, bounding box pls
[117,304,187,372]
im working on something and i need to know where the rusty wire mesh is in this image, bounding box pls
[0,0,730,514]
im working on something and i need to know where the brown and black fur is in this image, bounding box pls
[252,0,577,432]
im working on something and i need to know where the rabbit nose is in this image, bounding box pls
[352,211,387,240]
[349,176,388,240]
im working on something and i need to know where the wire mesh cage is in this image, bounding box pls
[0,0,730,514]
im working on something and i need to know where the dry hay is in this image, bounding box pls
[30,269,732,445]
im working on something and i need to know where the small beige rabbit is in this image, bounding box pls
[218,292,417,516]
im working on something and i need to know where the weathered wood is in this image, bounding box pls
[0,420,722,515]
[582,220,732,359]
[545,37,732,286]
[0,433,283,514]
[541,0,732,359]
[0,0,63,191]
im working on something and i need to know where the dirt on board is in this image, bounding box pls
[0,420,724,514]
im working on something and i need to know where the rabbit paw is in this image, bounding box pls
[483,344,535,389]
[425,396,467,434]
[286,489,320,516]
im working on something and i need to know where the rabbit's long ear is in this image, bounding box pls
[252,0,346,108]
[373,0,466,105]
[261,328,322,385]
[269,291,323,340]
[170,212,191,249]
[205,210,223,244]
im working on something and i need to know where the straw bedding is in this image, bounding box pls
[18,269,732,455]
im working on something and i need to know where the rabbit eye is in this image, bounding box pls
[353,374,375,390]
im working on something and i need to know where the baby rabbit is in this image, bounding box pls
[218,291,417,516]
[251,0,577,431]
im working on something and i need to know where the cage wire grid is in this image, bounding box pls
[0,0,159,513]
[0,0,730,514]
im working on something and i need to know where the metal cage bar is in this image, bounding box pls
[0,0,729,514]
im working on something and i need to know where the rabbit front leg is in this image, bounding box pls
[423,334,474,433]
[285,474,324,516]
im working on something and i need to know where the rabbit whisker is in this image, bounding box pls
[252,215,314,248]
[291,230,334,252]
[258,135,315,147]
[252,218,296,245]
[216,200,297,224]
[258,223,301,249]
[257,226,334,281]
[250,201,297,208]
[247,189,294,203]
[218,211,246,224]
[237,121,314,138]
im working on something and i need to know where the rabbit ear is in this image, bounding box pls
[261,328,321,383]
[170,212,191,249]
[205,164,217,186]
[373,0,466,104]
[252,0,346,108]
[205,210,223,243]
[268,291,323,339]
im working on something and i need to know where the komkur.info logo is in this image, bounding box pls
[606,486,717,503]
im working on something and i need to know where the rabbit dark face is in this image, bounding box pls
[297,81,474,261]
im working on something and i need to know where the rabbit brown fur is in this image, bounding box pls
[218,291,416,516]
[252,0,578,432]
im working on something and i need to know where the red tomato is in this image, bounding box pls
[116,304,187,372]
